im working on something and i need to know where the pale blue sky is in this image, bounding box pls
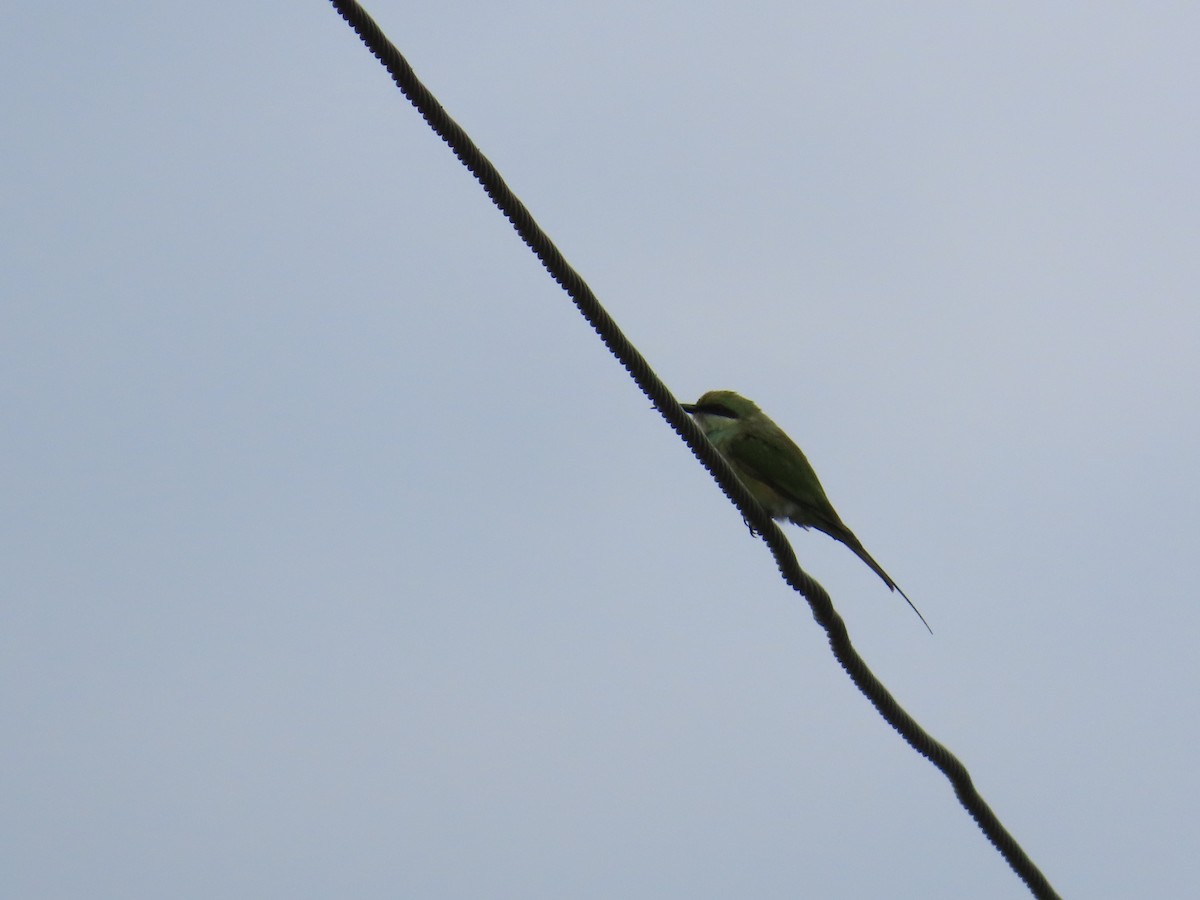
[5,3,1199,898]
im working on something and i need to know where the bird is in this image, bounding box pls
[682,390,930,633]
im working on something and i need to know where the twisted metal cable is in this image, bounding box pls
[326,3,1060,897]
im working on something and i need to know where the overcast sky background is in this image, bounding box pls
[5,3,1199,898]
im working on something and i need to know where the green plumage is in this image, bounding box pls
[683,390,930,633]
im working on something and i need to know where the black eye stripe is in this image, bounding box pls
[698,403,738,418]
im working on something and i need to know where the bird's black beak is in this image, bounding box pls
[680,403,697,414]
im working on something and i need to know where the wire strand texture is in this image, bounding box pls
[326,3,1061,898]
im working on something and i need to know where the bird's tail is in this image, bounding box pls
[827,524,933,634]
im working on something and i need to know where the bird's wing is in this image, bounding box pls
[726,428,836,517]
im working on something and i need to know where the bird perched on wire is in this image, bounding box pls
[682,390,930,633]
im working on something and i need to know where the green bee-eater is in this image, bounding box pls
[683,390,930,632]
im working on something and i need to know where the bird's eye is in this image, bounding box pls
[704,404,738,419]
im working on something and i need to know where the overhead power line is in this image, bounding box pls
[325,3,1061,898]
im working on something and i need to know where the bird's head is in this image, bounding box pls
[681,390,763,434]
